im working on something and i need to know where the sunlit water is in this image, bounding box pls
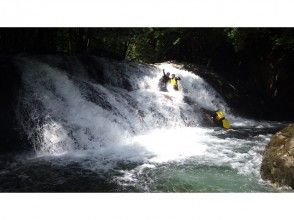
[0,57,286,192]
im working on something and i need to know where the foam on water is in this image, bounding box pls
[131,127,211,163]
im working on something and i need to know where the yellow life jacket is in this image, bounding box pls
[170,78,178,86]
[215,111,225,121]
[221,119,231,129]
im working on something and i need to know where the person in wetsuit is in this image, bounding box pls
[158,69,170,92]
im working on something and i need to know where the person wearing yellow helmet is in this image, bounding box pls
[213,110,231,129]
[201,108,231,129]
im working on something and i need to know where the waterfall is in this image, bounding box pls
[16,56,229,156]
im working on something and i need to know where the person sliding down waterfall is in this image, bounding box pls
[170,74,181,91]
[158,69,170,92]
[213,110,231,129]
[201,108,231,129]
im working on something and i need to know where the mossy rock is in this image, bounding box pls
[260,124,294,188]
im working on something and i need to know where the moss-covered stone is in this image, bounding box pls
[260,124,294,188]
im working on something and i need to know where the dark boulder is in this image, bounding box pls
[260,124,294,188]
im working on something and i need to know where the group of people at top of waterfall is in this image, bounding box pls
[158,69,181,92]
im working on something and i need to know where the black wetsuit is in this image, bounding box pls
[158,74,170,91]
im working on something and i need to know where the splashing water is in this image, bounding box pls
[3,57,284,192]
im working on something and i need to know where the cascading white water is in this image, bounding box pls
[15,56,282,192]
[18,58,228,154]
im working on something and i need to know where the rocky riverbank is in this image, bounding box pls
[261,124,294,189]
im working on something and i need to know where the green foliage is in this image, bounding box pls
[272,30,294,50]
[125,28,231,66]
[0,28,293,62]
[226,28,243,51]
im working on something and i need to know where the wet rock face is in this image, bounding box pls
[260,124,294,188]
